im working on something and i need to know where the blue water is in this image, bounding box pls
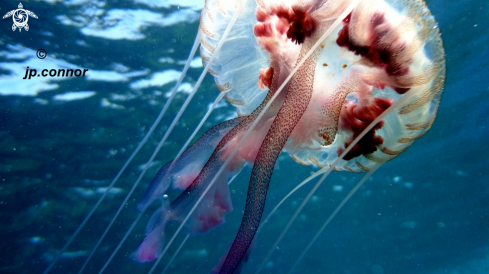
[0,0,488,274]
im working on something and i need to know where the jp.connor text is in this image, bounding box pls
[23,66,89,80]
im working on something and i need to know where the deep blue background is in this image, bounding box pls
[0,0,488,273]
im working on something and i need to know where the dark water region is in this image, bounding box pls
[0,0,488,274]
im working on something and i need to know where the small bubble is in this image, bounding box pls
[372,265,384,274]
[333,185,343,192]
[404,182,414,188]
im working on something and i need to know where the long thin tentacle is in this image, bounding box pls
[288,162,383,274]
[99,206,148,274]
[43,33,200,274]
[257,168,329,234]
[256,163,336,273]
[161,234,190,274]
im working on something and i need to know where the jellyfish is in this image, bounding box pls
[44,0,445,273]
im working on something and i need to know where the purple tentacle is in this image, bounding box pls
[169,89,281,212]
[138,117,244,211]
[218,46,320,273]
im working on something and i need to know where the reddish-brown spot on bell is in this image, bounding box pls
[267,5,317,44]
[286,7,317,44]
[257,67,274,90]
[254,22,274,37]
[337,96,393,160]
[256,8,268,22]
[336,12,411,94]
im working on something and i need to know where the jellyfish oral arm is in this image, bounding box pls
[219,44,321,273]
[137,116,244,211]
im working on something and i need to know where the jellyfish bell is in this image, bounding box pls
[44,0,445,273]
[198,0,444,173]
